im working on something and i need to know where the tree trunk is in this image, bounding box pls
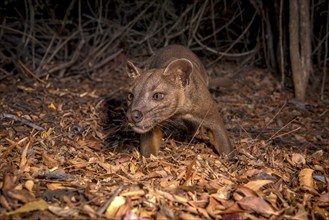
[289,0,312,101]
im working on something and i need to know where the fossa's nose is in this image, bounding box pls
[128,110,143,123]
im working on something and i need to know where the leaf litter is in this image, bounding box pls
[0,65,328,219]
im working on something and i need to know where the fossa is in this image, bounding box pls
[126,45,233,157]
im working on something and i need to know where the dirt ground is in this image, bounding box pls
[0,62,328,219]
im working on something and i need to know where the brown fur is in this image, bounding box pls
[126,45,233,157]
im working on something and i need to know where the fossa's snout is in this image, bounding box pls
[127,109,143,124]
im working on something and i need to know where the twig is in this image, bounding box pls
[266,126,301,143]
[255,101,287,140]
[320,1,329,100]
[17,60,47,84]
[0,25,40,45]
[205,11,258,66]
[265,118,297,144]
[93,48,123,70]
[188,0,208,46]
[195,5,244,43]
[43,30,81,70]
[0,113,45,131]
[36,35,56,74]
[47,39,85,74]
[194,37,259,58]
[279,0,285,87]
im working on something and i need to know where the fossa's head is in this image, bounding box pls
[126,59,193,133]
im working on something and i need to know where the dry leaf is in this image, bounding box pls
[20,140,31,169]
[314,206,329,219]
[245,169,263,177]
[293,134,307,142]
[233,187,258,201]
[319,192,329,203]
[123,209,140,220]
[121,190,145,198]
[179,212,203,220]
[47,183,68,190]
[291,153,306,166]
[160,180,180,188]
[237,197,277,217]
[156,190,188,203]
[83,204,97,219]
[42,152,59,168]
[97,161,112,173]
[48,205,79,217]
[243,180,273,192]
[17,85,34,92]
[313,165,325,172]
[25,180,34,192]
[311,150,323,158]
[49,103,57,110]
[298,168,317,193]
[105,196,126,218]
[41,128,54,138]
[6,199,48,215]
[2,174,16,190]
[6,189,35,203]
[213,185,232,200]
[184,206,210,219]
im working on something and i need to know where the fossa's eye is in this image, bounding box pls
[127,93,134,101]
[153,92,165,101]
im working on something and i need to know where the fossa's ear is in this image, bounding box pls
[163,58,193,87]
[127,60,141,78]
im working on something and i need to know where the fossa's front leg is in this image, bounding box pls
[206,115,233,157]
[140,126,162,157]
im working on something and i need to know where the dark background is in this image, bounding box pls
[0,0,328,100]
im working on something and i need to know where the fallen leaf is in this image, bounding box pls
[105,196,126,218]
[17,85,34,92]
[83,204,97,219]
[25,180,34,192]
[5,189,35,203]
[20,140,31,169]
[179,212,203,220]
[42,152,59,168]
[291,153,306,166]
[212,185,232,200]
[41,128,54,139]
[243,179,273,192]
[245,169,263,177]
[97,161,112,173]
[319,192,329,203]
[222,213,244,220]
[48,205,79,217]
[6,199,48,215]
[160,180,180,188]
[156,190,188,203]
[120,190,145,198]
[123,209,140,220]
[313,206,329,219]
[184,206,210,219]
[238,197,277,217]
[233,187,258,201]
[311,150,323,158]
[2,175,16,190]
[47,183,68,190]
[294,134,307,142]
[298,168,317,193]
[49,103,56,110]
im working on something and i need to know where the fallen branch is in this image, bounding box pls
[0,113,45,131]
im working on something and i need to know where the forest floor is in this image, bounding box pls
[0,62,328,219]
